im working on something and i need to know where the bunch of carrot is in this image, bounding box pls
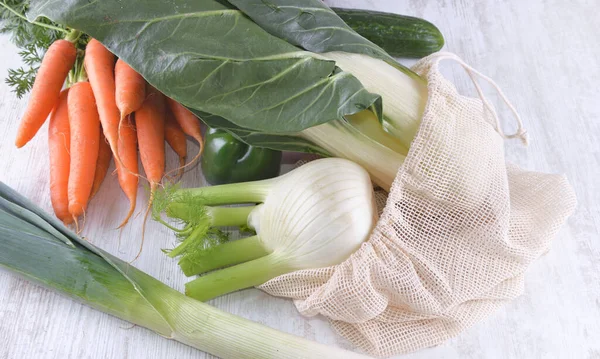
[15,34,204,230]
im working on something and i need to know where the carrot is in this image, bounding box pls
[15,39,76,148]
[137,86,166,194]
[84,39,120,159]
[166,98,204,171]
[165,109,187,179]
[48,89,73,225]
[90,132,112,198]
[133,86,166,259]
[67,81,100,226]
[116,114,139,228]
[115,59,146,120]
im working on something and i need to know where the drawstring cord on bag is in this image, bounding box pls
[427,52,529,146]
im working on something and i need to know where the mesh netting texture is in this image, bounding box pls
[259,53,577,358]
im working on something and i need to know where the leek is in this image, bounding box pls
[155,158,377,301]
[0,182,371,359]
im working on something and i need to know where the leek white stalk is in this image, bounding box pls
[156,158,378,301]
[319,52,429,149]
[0,182,371,359]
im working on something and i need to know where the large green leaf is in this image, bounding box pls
[28,0,379,133]
[227,0,417,77]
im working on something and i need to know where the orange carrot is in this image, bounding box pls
[137,86,166,195]
[84,39,120,159]
[165,109,187,179]
[67,81,100,225]
[15,39,76,148]
[166,98,204,171]
[116,114,139,228]
[115,59,146,119]
[134,86,166,258]
[90,132,112,198]
[48,89,73,225]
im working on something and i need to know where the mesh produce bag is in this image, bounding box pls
[259,53,577,357]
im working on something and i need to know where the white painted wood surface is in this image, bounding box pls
[1,0,599,358]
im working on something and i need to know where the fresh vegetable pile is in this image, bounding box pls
[12,0,557,358]
[1,0,443,224]
[0,1,578,358]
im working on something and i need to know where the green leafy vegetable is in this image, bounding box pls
[28,0,379,133]
[227,0,417,77]
[228,0,427,148]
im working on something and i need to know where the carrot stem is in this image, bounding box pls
[76,63,88,83]
[64,30,81,43]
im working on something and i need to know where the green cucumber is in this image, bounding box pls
[332,7,445,58]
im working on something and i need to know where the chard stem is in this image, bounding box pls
[175,181,272,206]
[185,254,289,302]
[179,235,270,277]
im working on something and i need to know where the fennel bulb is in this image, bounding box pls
[155,158,378,302]
[0,182,371,359]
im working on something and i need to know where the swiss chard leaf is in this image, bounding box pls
[28,0,379,133]
[227,0,417,77]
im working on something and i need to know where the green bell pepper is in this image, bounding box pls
[201,128,282,185]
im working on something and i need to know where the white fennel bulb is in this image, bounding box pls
[155,158,378,301]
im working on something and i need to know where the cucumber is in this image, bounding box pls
[331,7,445,58]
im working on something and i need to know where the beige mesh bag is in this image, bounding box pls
[259,52,577,358]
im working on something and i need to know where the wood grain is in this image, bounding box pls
[1,0,599,358]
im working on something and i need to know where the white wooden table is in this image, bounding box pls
[1,0,599,358]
